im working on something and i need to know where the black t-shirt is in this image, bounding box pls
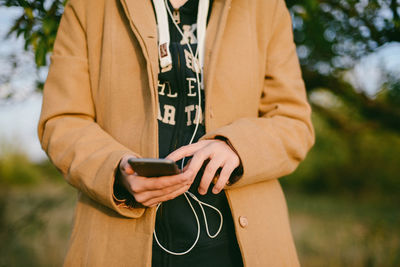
[157,0,205,158]
[153,0,243,266]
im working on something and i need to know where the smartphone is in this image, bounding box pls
[127,158,180,177]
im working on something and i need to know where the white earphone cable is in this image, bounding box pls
[153,0,223,256]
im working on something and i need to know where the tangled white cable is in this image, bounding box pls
[153,192,223,255]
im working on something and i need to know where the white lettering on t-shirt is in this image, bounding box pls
[180,24,197,45]
[185,105,195,126]
[184,49,196,73]
[183,104,204,126]
[162,105,176,125]
[158,81,177,98]
[187,77,197,96]
[194,105,203,124]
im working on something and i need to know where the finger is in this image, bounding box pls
[134,182,187,205]
[122,162,134,175]
[166,140,210,162]
[120,156,135,175]
[166,145,197,162]
[142,184,190,207]
[149,202,160,208]
[182,158,191,171]
[129,170,193,193]
[198,157,224,195]
[212,162,237,194]
[133,169,194,205]
[184,149,213,184]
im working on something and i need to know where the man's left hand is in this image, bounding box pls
[166,139,240,195]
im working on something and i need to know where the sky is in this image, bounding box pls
[0,6,399,162]
[0,7,47,162]
[349,42,400,96]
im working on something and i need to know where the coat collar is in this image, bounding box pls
[118,0,159,81]
[118,0,232,92]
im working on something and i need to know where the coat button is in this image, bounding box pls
[209,108,214,118]
[239,216,248,228]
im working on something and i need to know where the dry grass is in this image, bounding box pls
[287,192,400,267]
[0,183,399,266]
[0,183,75,267]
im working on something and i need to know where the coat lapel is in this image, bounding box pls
[118,0,159,85]
[118,0,159,158]
[204,0,231,90]
[203,0,231,132]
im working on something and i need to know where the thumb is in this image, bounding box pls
[166,144,197,162]
[120,155,136,175]
[123,163,134,175]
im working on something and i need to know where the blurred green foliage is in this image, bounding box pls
[0,180,75,267]
[286,0,400,132]
[1,0,66,68]
[1,0,399,129]
[0,153,41,185]
[0,176,399,266]
[288,0,400,68]
[287,193,400,266]
[0,147,62,186]
[0,0,67,90]
[283,111,400,199]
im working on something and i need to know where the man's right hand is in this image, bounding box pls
[117,155,194,207]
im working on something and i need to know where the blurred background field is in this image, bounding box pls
[1,113,399,267]
[1,0,400,266]
[1,152,399,267]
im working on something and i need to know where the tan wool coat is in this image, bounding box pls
[38,0,315,266]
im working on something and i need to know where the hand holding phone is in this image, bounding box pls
[117,155,192,207]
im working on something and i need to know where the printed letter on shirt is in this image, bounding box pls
[187,78,197,97]
[158,81,177,98]
[185,105,195,126]
[184,49,196,73]
[194,105,204,124]
[180,24,197,45]
[162,105,176,125]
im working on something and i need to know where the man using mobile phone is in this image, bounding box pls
[38,0,314,265]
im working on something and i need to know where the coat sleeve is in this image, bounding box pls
[200,0,315,188]
[37,0,145,218]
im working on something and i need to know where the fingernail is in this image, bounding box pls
[212,188,219,194]
[198,188,205,195]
